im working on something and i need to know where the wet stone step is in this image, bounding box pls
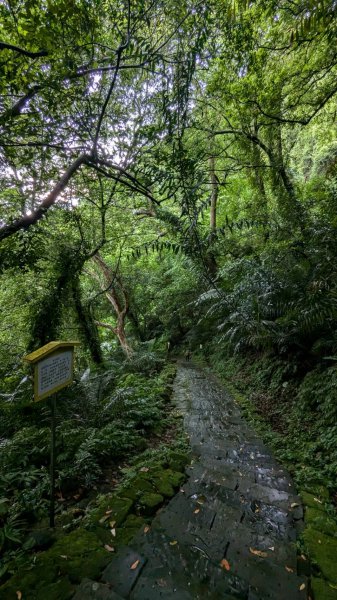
[101,546,146,597]
[236,482,299,511]
[183,466,241,491]
[131,531,250,599]
[231,556,308,600]
[242,499,297,541]
[225,522,298,569]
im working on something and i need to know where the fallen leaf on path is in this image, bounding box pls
[144,526,150,533]
[170,540,178,546]
[299,583,306,591]
[104,545,115,552]
[194,508,200,514]
[220,559,230,571]
[130,559,140,570]
[99,514,110,524]
[285,566,294,573]
[16,592,22,600]
[249,547,268,558]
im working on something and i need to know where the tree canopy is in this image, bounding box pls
[1,2,337,593]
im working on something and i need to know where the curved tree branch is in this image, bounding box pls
[0,41,48,58]
[0,153,89,242]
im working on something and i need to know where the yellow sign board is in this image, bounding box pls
[23,341,80,401]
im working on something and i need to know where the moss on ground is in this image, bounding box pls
[311,577,337,600]
[0,529,111,600]
[88,495,134,526]
[300,491,328,510]
[0,364,191,599]
[304,506,337,537]
[0,456,190,598]
[303,527,337,584]
[0,467,180,598]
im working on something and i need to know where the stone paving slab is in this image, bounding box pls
[72,579,124,600]
[101,547,147,597]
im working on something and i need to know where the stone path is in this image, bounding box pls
[77,363,308,599]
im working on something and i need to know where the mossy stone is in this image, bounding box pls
[139,492,164,514]
[167,451,190,471]
[46,529,111,583]
[305,507,337,537]
[0,528,109,596]
[0,562,58,599]
[36,578,74,600]
[151,468,184,496]
[165,469,185,488]
[91,525,115,545]
[115,525,141,545]
[300,491,326,511]
[152,475,175,497]
[311,577,337,600]
[123,514,145,528]
[89,496,133,526]
[121,477,154,500]
[303,527,337,583]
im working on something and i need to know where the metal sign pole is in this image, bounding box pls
[49,395,56,528]
[23,341,80,529]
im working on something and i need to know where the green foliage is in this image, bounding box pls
[1,0,337,592]
[0,355,176,569]
[210,348,337,493]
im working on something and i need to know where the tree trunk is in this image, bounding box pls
[91,253,133,358]
[72,278,103,364]
[209,154,218,232]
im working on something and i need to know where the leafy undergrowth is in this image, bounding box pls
[0,442,190,600]
[205,350,337,600]
[0,353,190,594]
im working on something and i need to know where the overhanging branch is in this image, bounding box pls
[0,153,89,242]
[0,42,48,58]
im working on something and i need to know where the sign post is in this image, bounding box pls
[23,341,80,527]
